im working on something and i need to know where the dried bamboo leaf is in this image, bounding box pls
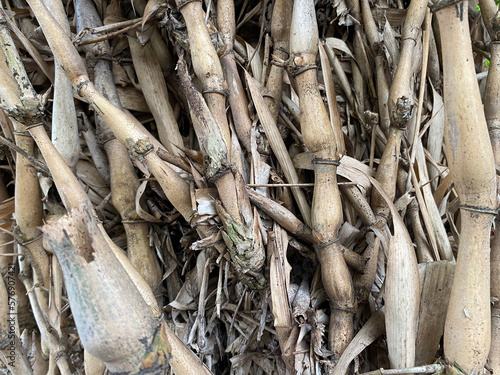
[415,261,455,366]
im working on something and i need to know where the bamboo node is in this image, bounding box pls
[431,0,464,13]
[312,158,340,166]
[219,48,235,59]
[459,204,498,216]
[25,121,44,130]
[330,300,357,314]
[176,0,201,11]
[13,226,43,247]
[286,53,318,77]
[274,46,289,56]
[121,219,148,224]
[202,88,230,97]
[312,237,340,250]
[97,130,117,146]
[206,166,231,184]
[13,130,30,137]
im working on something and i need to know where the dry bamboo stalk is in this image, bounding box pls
[371,0,427,220]
[174,0,231,148]
[246,188,313,243]
[478,3,500,372]
[433,1,497,372]
[290,0,355,358]
[319,42,345,156]
[12,119,50,305]
[265,0,292,122]
[217,0,252,151]
[0,22,50,314]
[177,58,265,288]
[43,0,79,171]
[128,37,184,156]
[26,0,195,221]
[361,0,391,133]
[76,0,162,293]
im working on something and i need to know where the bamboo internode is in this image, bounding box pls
[0,0,499,373]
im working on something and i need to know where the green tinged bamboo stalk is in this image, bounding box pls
[290,0,354,358]
[433,1,497,372]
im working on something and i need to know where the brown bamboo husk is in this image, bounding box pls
[415,261,455,366]
[434,1,497,372]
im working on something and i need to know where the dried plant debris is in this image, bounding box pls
[0,0,498,374]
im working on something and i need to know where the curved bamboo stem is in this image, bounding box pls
[290,0,354,358]
[434,1,497,372]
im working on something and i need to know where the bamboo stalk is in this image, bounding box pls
[177,57,265,287]
[290,0,355,358]
[433,1,497,372]
[265,0,293,122]
[128,37,184,156]
[43,0,79,171]
[175,0,231,148]
[75,0,162,293]
[361,0,391,133]
[478,3,500,372]
[0,16,50,320]
[217,0,252,152]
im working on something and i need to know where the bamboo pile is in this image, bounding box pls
[0,0,498,373]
